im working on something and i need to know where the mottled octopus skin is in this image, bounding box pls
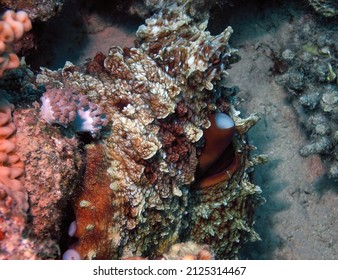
[37,2,263,259]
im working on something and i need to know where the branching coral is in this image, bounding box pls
[0,10,32,77]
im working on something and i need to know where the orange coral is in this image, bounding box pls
[0,96,26,220]
[0,96,29,259]
[0,10,32,77]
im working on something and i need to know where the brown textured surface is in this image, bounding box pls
[36,2,263,259]
[14,105,83,240]
[0,1,269,260]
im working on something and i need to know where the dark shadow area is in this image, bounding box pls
[313,175,338,196]
[28,0,143,70]
[240,158,291,259]
[28,0,88,69]
[205,0,337,259]
[208,0,296,44]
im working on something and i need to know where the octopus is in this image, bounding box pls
[34,1,266,259]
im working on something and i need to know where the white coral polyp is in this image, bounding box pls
[40,89,108,137]
[40,91,77,127]
[40,95,54,124]
[74,105,108,138]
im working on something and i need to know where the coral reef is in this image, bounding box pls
[34,2,263,259]
[0,1,265,260]
[307,0,338,17]
[0,88,80,259]
[0,0,64,21]
[0,96,26,222]
[14,104,83,242]
[275,16,338,179]
[124,0,218,21]
[0,96,32,259]
[0,10,31,76]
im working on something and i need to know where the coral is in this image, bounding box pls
[0,0,64,21]
[0,10,32,77]
[125,0,218,21]
[13,104,83,242]
[307,0,338,17]
[0,96,32,259]
[275,16,337,179]
[36,2,263,260]
[40,88,108,137]
[0,96,26,217]
[0,91,81,259]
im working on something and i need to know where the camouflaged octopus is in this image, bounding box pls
[37,2,265,259]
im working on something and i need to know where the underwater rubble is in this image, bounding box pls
[275,15,338,179]
[307,0,338,17]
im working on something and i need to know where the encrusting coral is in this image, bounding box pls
[0,95,84,259]
[13,104,83,244]
[0,11,60,259]
[0,10,32,77]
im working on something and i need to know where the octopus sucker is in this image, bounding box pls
[35,1,264,260]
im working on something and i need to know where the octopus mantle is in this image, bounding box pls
[36,2,264,259]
